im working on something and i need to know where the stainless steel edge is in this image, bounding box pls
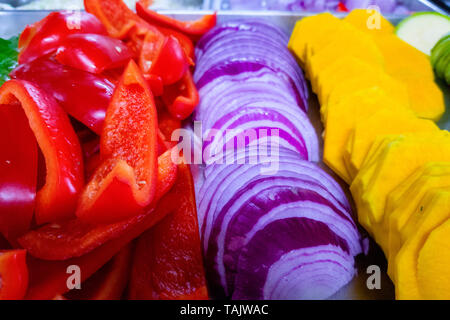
[0,9,409,38]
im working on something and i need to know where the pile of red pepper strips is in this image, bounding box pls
[0,0,216,300]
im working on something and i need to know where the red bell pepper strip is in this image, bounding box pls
[129,163,208,300]
[18,11,107,64]
[0,80,84,225]
[143,74,164,97]
[162,70,199,120]
[156,25,195,65]
[11,57,114,135]
[139,32,189,86]
[158,107,181,140]
[0,250,28,300]
[25,157,178,300]
[0,234,12,250]
[76,60,158,225]
[80,137,101,180]
[84,0,151,39]
[337,2,349,12]
[55,33,132,74]
[0,104,37,240]
[19,149,178,261]
[136,1,217,41]
[84,0,189,85]
[64,244,132,300]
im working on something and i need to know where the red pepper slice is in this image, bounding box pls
[337,2,349,12]
[140,32,189,86]
[24,157,178,300]
[64,244,132,300]
[158,107,181,140]
[0,80,84,225]
[136,2,217,41]
[11,57,114,135]
[162,70,199,120]
[84,0,153,39]
[18,11,107,64]
[143,74,164,97]
[0,250,28,300]
[84,0,189,85]
[76,60,158,224]
[0,104,37,240]
[129,163,208,300]
[19,149,178,261]
[55,33,132,74]
[157,25,195,65]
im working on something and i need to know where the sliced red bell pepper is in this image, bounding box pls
[0,104,37,240]
[156,25,195,65]
[0,80,84,225]
[19,149,178,261]
[0,234,12,250]
[84,0,152,39]
[76,60,158,224]
[25,157,179,300]
[337,2,349,12]
[11,57,114,135]
[0,250,28,300]
[140,32,189,86]
[162,70,199,120]
[80,136,101,180]
[143,74,164,97]
[18,11,107,64]
[84,0,189,85]
[64,244,132,300]
[129,163,208,300]
[55,33,132,74]
[158,107,181,140]
[136,1,217,41]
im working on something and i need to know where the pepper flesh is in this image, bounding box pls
[19,149,178,261]
[0,250,28,300]
[11,57,114,135]
[55,33,132,74]
[24,154,178,299]
[162,70,199,120]
[84,0,151,39]
[85,0,189,86]
[0,80,84,225]
[0,104,37,240]
[157,25,195,65]
[76,60,158,224]
[18,11,107,64]
[136,1,216,41]
[139,32,189,86]
[129,163,209,300]
[64,244,132,300]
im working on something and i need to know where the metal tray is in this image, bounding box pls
[204,0,449,14]
[0,9,448,300]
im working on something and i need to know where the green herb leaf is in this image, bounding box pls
[0,36,19,86]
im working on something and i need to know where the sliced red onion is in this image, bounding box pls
[204,107,318,161]
[200,162,357,254]
[232,217,354,300]
[194,22,308,110]
[193,21,361,300]
[196,20,289,59]
[204,177,361,297]
[195,72,300,127]
[260,246,355,299]
[195,61,304,109]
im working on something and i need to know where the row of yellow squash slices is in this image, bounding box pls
[289,9,450,299]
